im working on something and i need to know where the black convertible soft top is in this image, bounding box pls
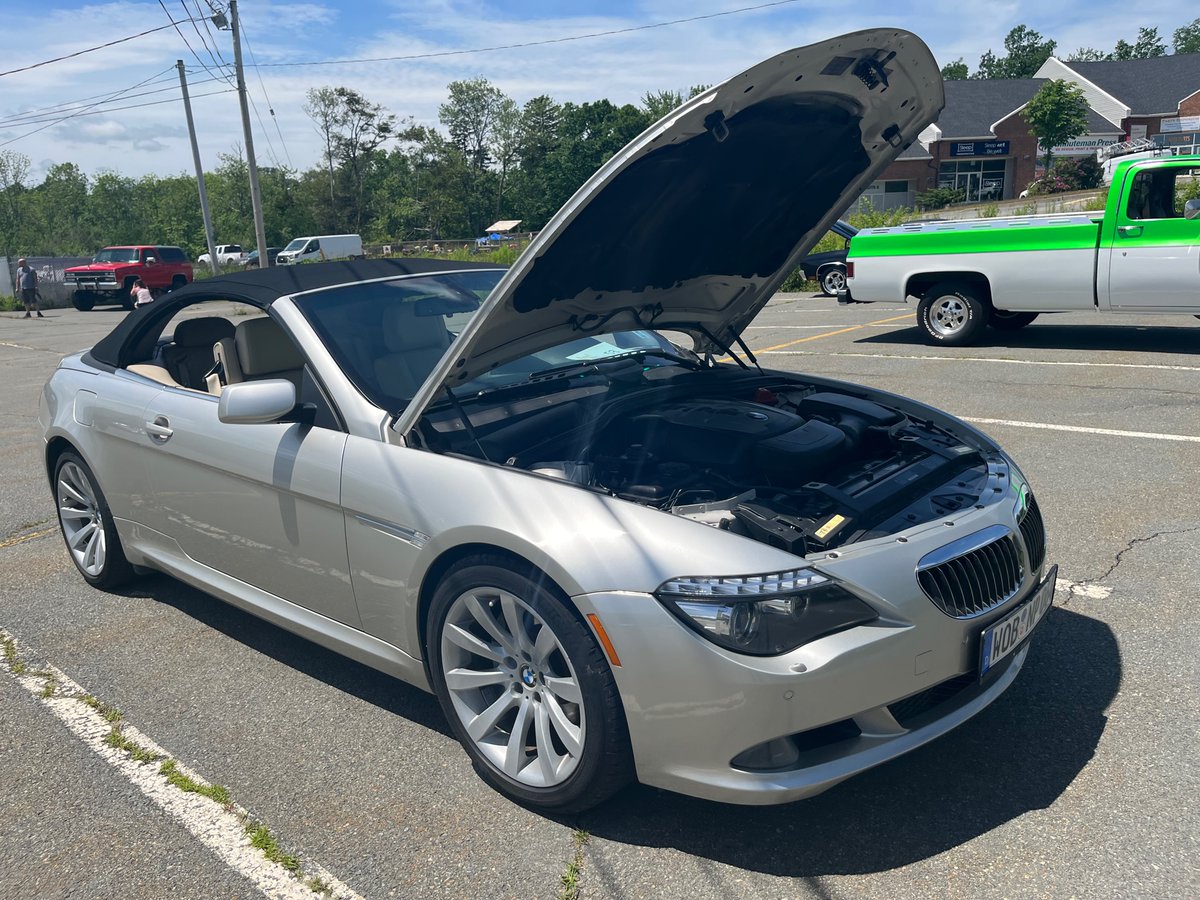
[88,257,502,368]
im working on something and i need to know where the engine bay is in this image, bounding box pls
[422,375,993,552]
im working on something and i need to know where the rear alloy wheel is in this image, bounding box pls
[820,266,847,296]
[427,557,632,811]
[917,282,988,346]
[54,451,135,589]
[990,309,1039,331]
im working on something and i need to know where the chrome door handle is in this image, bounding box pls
[1117,225,1143,237]
[145,415,174,443]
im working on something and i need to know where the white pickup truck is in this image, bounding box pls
[197,244,249,266]
[842,155,1200,344]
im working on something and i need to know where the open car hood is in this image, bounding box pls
[402,28,943,423]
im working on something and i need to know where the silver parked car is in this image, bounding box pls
[40,30,1054,812]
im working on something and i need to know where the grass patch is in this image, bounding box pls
[81,694,123,722]
[159,759,231,805]
[0,295,21,312]
[306,876,333,896]
[104,727,163,764]
[560,829,589,900]
[246,821,303,874]
[2,636,26,675]
[40,679,56,698]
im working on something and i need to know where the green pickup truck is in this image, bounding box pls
[842,155,1200,344]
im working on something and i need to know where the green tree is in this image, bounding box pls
[1172,18,1200,54]
[1067,47,1107,62]
[641,89,686,121]
[0,150,33,255]
[975,25,1056,78]
[1112,27,1166,59]
[1025,79,1089,172]
[940,59,969,80]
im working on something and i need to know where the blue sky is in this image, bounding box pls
[0,0,1194,180]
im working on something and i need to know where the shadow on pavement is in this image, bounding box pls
[571,606,1118,877]
[858,320,1200,356]
[131,573,452,738]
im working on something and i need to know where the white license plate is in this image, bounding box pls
[980,565,1056,677]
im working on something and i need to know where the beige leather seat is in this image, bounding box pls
[208,317,305,393]
[373,303,452,401]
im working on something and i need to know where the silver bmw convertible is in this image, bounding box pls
[40,29,1054,812]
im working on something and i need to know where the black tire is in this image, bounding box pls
[819,265,847,297]
[917,281,989,346]
[990,310,1039,331]
[53,451,136,589]
[426,555,633,812]
[171,275,188,291]
[71,291,96,311]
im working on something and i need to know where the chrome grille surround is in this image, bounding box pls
[1019,493,1046,573]
[917,524,1025,618]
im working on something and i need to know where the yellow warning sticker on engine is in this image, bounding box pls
[815,514,847,540]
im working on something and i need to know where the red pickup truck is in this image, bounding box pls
[64,246,193,311]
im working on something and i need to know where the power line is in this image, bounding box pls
[249,0,805,69]
[0,79,234,148]
[0,73,184,122]
[240,21,294,168]
[0,75,227,128]
[0,21,196,78]
[157,0,234,88]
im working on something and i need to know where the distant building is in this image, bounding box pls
[854,52,1200,210]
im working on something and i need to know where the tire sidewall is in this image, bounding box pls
[918,283,986,346]
[820,266,846,296]
[53,451,133,589]
[425,558,627,811]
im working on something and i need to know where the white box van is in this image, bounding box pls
[276,234,363,265]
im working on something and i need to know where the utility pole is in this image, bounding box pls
[228,0,269,266]
[177,60,219,277]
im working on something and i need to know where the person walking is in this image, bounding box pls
[15,258,43,318]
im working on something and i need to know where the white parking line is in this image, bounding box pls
[963,417,1200,444]
[1,630,362,900]
[762,349,1200,373]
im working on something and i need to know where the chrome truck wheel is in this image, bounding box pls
[917,282,987,346]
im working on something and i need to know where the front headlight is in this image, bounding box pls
[654,568,877,656]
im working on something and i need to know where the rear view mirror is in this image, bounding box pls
[1185,199,1200,221]
[218,379,297,424]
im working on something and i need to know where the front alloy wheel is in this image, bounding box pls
[54,452,134,588]
[428,557,631,811]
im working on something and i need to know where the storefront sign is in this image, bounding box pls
[1037,134,1120,156]
[1161,116,1200,134]
[949,141,1009,157]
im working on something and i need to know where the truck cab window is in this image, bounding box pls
[1126,170,1180,221]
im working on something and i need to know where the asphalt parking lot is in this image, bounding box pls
[1,298,1197,899]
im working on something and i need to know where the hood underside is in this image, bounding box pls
[402,29,943,425]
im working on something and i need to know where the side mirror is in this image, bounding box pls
[145,256,156,265]
[1185,199,1200,221]
[218,379,297,424]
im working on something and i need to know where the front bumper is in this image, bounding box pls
[65,277,120,291]
[575,571,1045,805]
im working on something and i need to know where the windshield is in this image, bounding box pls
[294,268,696,413]
[94,248,140,263]
[451,331,691,397]
[283,239,306,252]
[294,269,506,412]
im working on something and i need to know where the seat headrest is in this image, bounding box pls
[382,303,452,353]
[173,316,235,348]
[234,316,305,376]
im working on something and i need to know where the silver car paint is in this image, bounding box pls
[39,33,1051,805]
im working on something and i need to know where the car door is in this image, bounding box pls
[140,382,359,627]
[1104,164,1200,311]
